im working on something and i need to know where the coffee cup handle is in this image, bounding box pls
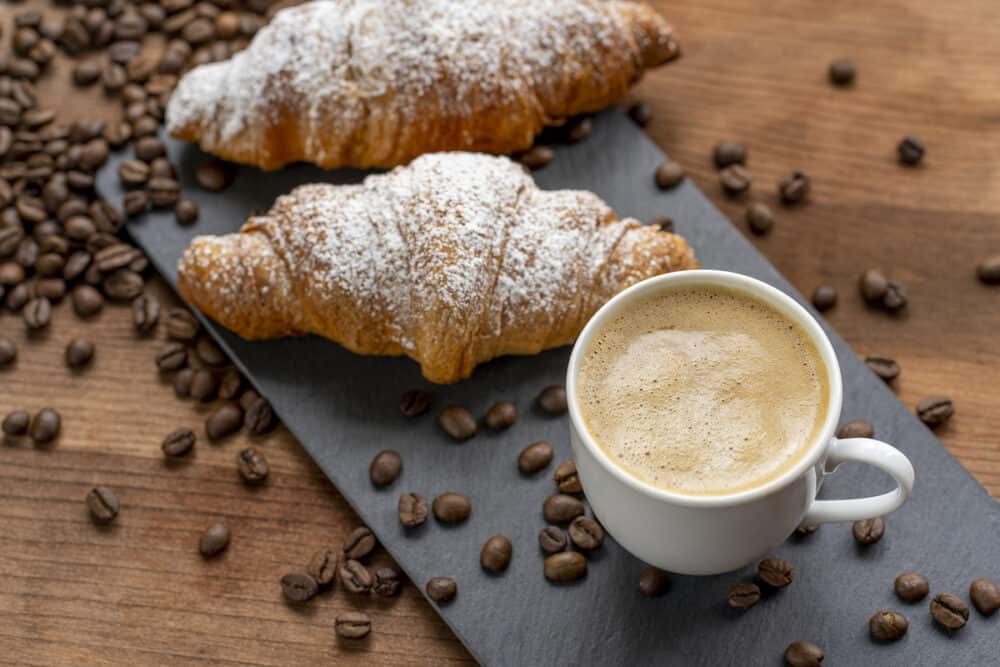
[801,437,915,525]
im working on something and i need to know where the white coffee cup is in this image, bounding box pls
[565,270,915,575]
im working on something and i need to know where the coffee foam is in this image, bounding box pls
[577,285,828,496]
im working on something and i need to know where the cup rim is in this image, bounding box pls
[565,269,844,508]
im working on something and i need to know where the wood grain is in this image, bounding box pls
[2,0,999,664]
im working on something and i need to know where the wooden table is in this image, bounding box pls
[2,1,997,664]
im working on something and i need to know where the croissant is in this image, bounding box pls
[165,0,679,170]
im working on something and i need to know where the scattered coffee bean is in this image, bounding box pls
[538,525,567,554]
[553,460,582,494]
[244,396,275,435]
[189,369,218,402]
[544,551,587,582]
[438,405,477,440]
[399,388,432,417]
[784,641,824,667]
[897,136,925,166]
[746,202,774,235]
[969,578,1000,615]
[568,515,604,550]
[518,145,554,171]
[536,385,567,415]
[837,419,874,439]
[930,592,968,630]
[758,557,794,588]
[343,526,376,560]
[162,428,195,457]
[543,494,584,523]
[22,296,51,329]
[432,492,471,523]
[916,396,954,427]
[148,177,180,207]
[860,269,889,303]
[373,566,402,597]
[86,486,120,524]
[338,558,373,593]
[155,342,188,372]
[882,280,908,311]
[795,524,819,537]
[175,198,198,225]
[865,355,900,382]
[199,523,231,558]
[194,336,226,366]
[0,337,18,367]
[369,450,402,486]
[895,572,929,602]
[134,137,166,162]
[720,164,752,196]
[399,493,429,527]
[518,441,554,474]
[627,102,652,127]
[977,255,1000,284]
[29,408,60,443]
[828,58,856,86]
[484,401,517,431]
[118,158,150,186]
[123,190,148,216]
[565,116,592,143]
[335,611,372,639]
[166,307,200,341]
[727,582,761,609]
[779,171,810,204]
[713,142,746,168]
[205,403,242,440]
[131,294,160,333]
[73,60,101,86]
[194,159,233,191]
[3,410,30,436]
[654,160,685,190]
[639,566,671,597]
[307,548,339,588]
[236,447,268,484]
[222,370,245,401]
[480,535,513,573]
[281,572,319,602]
[853,517,885,545]
[65,338,95,368]
[811,286,837,312]
[426,576,457,602]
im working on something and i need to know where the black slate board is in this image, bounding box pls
[97,110,999,666]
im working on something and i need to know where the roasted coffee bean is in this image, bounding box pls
[237,447,268,484]
[0,228,23,259]
[149,158,177,179]
[155,343,188,372]
[215,11,241,39]
[0,337,13,369]
[182,17,215,44]
[342,526,376,560]
[104,120,132,148]
[6,283,32,312]
[68,285,102,318]
[67,171,95,191]
[15,240,39,269]
[162,428,196,457]
[654,160,685,190]
[518,441,554,474]
[784,641,824,667]
[148,177,180,207]
[245,396,275,434]
[35,253,65,277]
[220,369,244,400]
[795,524,819,536]
[399,388,432,417]
[883,280,907,311]
[543,494,584,523]
[627,102,652,127]
[438,405,477,440]
[166,307,200,340]
[897,136,924,166]
[199,523,230,558]
[73,60,101,86]
[568,515,604,550]
[206,403,242,441]
[713,142,746,168]
[484,401,517,431]
[22,296,51,329]
[837,419,874,439]
[930,592,968,630]
[174,368,194,398]
[102,268,144,301]
[860,269,889,303]
[280,572,318,602]
[728,582,761,609]
[639,566,671,597]
[64,215,96,243]
[560,116,592,144]
[426,576,457,602]
[131,294,159,334]
[0,261,25,286]
[399,493,429,527]
[194,336,225,366]
[94,243,140,273]
[869,610,908,641]
[335,611,371,639]
[36,278,66,302]
[369,450,402,486]
[338,559,373,593]
[86,486,119,524]
[828,58,856,86]
[756,557,795,589]
[307,548,339,588]
[865,355,900,382]
[553,460,582,493]
[79,139,110,171]
[977,255,1000,284]
[118,158,150,186]
[480,535,513,573]
[916,396,954,427]
[895,572,929,602]
[134,137,165,162]
[746,202,774,235]
[102,62,128,93]
[544,551,587,582]
[518,145,554,171]
[536,385,567,415]
[970,578,1000,615]
[373,566,402,597]
[65,338,95,368]
[811,285,837,312]
[720,164,751,196]
[29,408,60,443]
[779,171,810,204]
[123,190,148,216]
[538,525,567,554]
[175,198,198,225]
[433,492,471,523]
[195,159,233,191]
[3,410,30,436]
